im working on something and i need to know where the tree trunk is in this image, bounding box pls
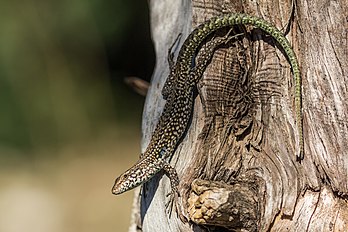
[129,0,348,231]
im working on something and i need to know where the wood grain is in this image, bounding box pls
[129,0,348,231]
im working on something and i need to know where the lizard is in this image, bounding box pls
[112,13,303,213]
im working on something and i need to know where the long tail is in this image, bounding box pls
[178,13,303,159]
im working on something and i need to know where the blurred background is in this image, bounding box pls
[0,1,154,231]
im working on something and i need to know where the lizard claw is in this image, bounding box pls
[165,188,188,222]
[165,188,179,218]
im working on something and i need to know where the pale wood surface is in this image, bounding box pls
[129,0,348,231]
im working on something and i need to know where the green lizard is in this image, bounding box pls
[112,13,303,213]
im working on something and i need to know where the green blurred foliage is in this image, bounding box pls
[0,2,153,231]
[0,0,154,153]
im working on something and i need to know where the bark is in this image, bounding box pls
[129,0,348,231]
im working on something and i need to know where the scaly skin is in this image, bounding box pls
[112,13,303,207]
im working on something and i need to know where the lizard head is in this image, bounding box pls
[112,155,163,195]
[111,169,143,195]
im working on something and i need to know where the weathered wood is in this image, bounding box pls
[128,0,348,231]
[188,179,260,231]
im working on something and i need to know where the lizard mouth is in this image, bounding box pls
[111,187,119,195]
[111,176,123,195]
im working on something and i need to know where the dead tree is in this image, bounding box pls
[128,0,348,231]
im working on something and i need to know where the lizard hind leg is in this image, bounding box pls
[162,33,183,99]
[192,29,244,84]
[168,33,182,69]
